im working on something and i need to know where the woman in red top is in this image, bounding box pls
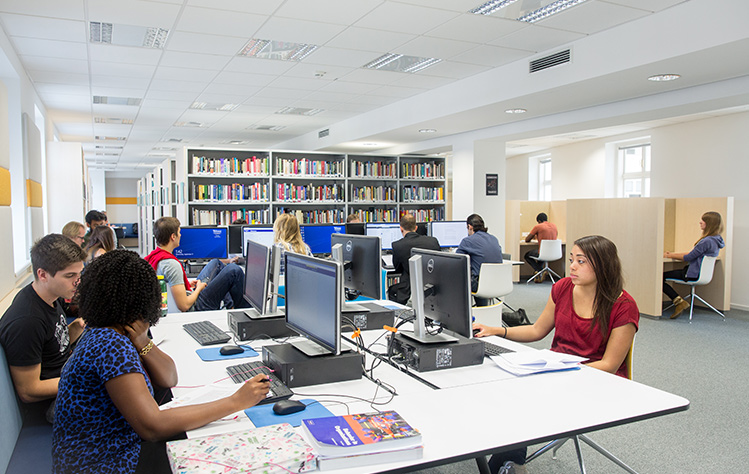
[473,235,639,473]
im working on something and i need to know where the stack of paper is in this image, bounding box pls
[491,349,587,376]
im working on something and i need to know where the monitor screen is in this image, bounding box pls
[365,223,401,251]
[300,224,345,255]
[228,225,244,254]
[330,234,382,300]
[174,227,228,259]
[415,222,428,236]
[284,253,342,355]
[242,226,274,256]
[429,221,468,248]
[243,240,270,313]
[411,248,473,339]
[345,222,366,235]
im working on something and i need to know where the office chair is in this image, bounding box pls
[664,256,725,323]
[526,239,563,284]
[472,263,516,312]
[524,339,638,474]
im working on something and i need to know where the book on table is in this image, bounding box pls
[301,410,423,470]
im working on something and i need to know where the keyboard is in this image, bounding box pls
[226,361,293,405]
[482,340,515,357]
[182,321,231,346]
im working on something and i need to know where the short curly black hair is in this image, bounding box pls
[76,250,162,328]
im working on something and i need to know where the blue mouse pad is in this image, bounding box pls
[196,345,258,361]
[244,398,334,428]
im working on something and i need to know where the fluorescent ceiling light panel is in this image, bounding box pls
[419,129,437,133]
[470,0,520,15]
[93,96,142,106]
[505,108,527,114]
[95,145,123,149]
[246,124,286,131]
[89,22,169,49]
[518,0,588,23]
[275,107,323,116]
[190,102,239,111]
[220,140,251,145]
[362,53,442,73]
[173,121,208,127]
[648,74,681,82]
[152,146,178,151]
[94,117,134,124]
[238,39,318,61]
[95,136,126,141]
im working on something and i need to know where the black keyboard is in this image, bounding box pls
[183,321,231,346]
[226,361,293,405]
[483,341,515,357]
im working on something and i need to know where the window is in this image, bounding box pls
[539,157,551,201]
[618,144,650,197]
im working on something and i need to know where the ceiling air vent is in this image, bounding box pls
[529,49,571,73]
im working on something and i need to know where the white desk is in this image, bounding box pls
[154,310,689,473]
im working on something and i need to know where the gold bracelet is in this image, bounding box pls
[139,340,155,356]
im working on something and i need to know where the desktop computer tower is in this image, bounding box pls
[262,344,363,388]
[228,310,296,341]
[389,331,484,372]
[343,301,395,330]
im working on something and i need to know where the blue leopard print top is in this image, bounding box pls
[53,327,152,474]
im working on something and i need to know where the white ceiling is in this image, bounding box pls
[0,0,747,173]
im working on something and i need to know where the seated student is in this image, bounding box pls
[144,217,247,312]
[52,250,270,474]
[456,214,503,306]
[473,235,639,474]
[524,212,558,283]
[85,224,115,263]
[387,213,441,305]
[0,234,87,422]
[83,210,106,247]
[346,213,361,224]
[61,221,86,248]
[273,213,312,273]
[663,211,725,319]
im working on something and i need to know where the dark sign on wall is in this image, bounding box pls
[486,174,498,196]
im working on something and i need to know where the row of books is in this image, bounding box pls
[350,185,397,202]
[400,208,445,221]
[192,182,269,202]
[276,183,344,202]
[401,185,444,202]
[351,208,398,223]
[275,208,345,224]
[276,158,344,177]
[350,160,397,178]
[191,208,270,226]
[191,155,270,176]
[401,162,445,179]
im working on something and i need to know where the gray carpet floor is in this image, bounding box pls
[409,281,749,473]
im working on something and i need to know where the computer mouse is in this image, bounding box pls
[219,345,244,356]
[273,399,307,416]
[472,328,481,337]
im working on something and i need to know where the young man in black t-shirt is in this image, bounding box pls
[0,234,87,419]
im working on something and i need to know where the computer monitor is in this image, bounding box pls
[429,221,468,248]
[402,248,473,344]
[330,234,382,300]
[228,225,244,254]
[242,240,283,317]
[174,226,228,260]
[365,222,401,251]
[300,224,345,255]
[415,222,428,236]
[345,222,366,235]
[241,225,274,256]
[284,253,343,356]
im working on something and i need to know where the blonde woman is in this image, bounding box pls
[273,214,312,273]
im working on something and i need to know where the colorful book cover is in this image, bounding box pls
[302,411,420,453]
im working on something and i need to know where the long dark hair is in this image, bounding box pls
[574,235,624,336]
[466,214,487,232]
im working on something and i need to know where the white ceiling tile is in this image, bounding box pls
[88,44,163,66]
[450,44,532,68]
[11,37,87,60]
[200,82,262,97]
[425,13,525,44]
[87,0,181,29]
[166,31,248,55]
[187,0,285,16]
[149,78,207,93]
[491,24,584,53]
[338,68,403,86]
[254,17,347,45]
[21,55,88,74]
[177,109,230,123]
[603,0,687,13]
[325,26,414,52]
[396,36,477,60]
[28,70,89,86]
[140,98,192,110]
[418,60,490,79]
[212,70,276,87]
[175,6,265,38]
[328,102,380,113]
[345,94,398,106]
[160,51,232,70]
[91,86,148,97]
[91,75,152,89]
[368,84,424,99]
[283,63,356,81]
[269,76,329,92]
[274,0,382,25]
[392,0,483,13]
[301,47,377,68]
[194,93,249,104]
[145,89,199,101]
[391,74,452,90]
[35,82,90,97]
[90,61,156,78]
[318,81,380,95]
[0,0,85,20]
[0,14,86,42]
[92,104,139,118]
[223,57,296,75]
[354,3,460,35]
[536,1,649,35]
[152,66,218,83]
[253,87,309,100]
[44,100,91,113]
[301,90,358,103]
[242,96,295,108]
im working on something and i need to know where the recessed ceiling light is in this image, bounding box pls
[173,121,208,128]
[363,54,442,73]
[505,108,527,114]
[190,102,239,111]
[95,136,126,141]
[89,22,168,49]
[275,107,323,116]
[238,39,318,61]
[220,139,251,145]
[152,146,178,151]
[95,145,123,149]
[246,124,286,131]
[419,129,437,133]
[94,117,133,124]
[470,0,520,15]
[648,74,681,82]
[361,142,379,146]
[518,0,588,23]
[93,96,142,106]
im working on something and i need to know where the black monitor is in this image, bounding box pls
[345,222,366,235]
[174,226,228,260]
[415,222,428,236]
[241,225,274,256]
[402,248,473,344]
[365,222,401,251]
[284,253,343,356]
[228,225,244,254]
[300,224,345,255]
[330,234,382,300]
[429,221,468,248]
[242,240,283,317]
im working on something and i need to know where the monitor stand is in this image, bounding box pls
[342,302,368,314]
[289,338,333,357]
[244,307,285,320]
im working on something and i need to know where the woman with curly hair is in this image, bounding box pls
[52,250,269,474]
[84,224,115,263]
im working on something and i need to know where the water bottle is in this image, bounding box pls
[158,275,168,317]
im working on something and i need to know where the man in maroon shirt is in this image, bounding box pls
[524,213,558,282]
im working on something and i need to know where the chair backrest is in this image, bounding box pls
[694,256,717,286]
[0,345,23,474]
[538,239,563,261]
[474,263,514,299]
[625,334,636,381]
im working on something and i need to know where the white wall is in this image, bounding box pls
[47,142,85,235]
[105,177,139,224]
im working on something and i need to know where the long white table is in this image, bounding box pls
[153,310,689,473]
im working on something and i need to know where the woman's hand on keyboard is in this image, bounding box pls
[233,374,271,408]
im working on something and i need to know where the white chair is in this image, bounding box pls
[473,263,515,311]
[526,239,563,284]
[664,256,725,322]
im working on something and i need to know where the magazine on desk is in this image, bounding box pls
[491,349,587,376]
[302,410,423,470]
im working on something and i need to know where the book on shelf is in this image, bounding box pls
[301,410,423,470]
[191,155,269,175]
